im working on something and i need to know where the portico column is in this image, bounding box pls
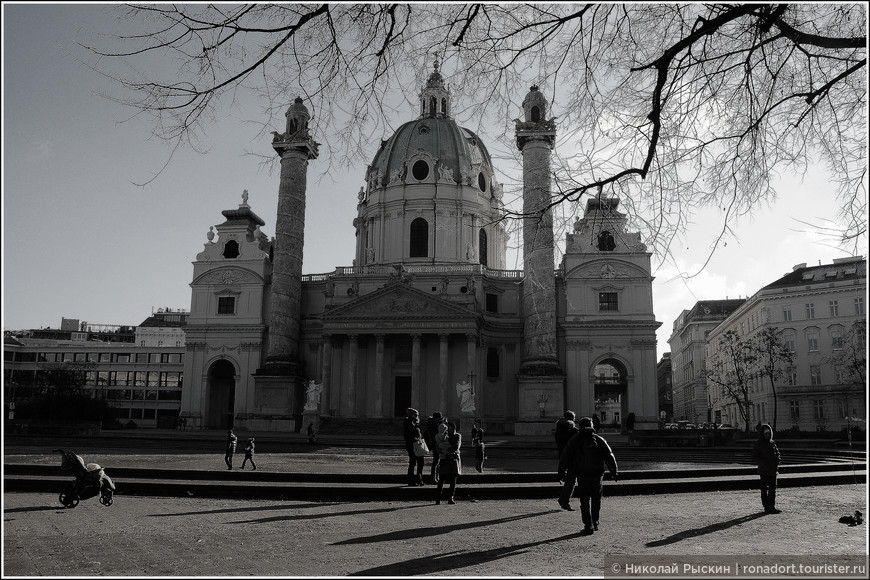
[320,334,332,415]
[411,333,422,410]
[373,334,385,418]
[346,334,358,417]
[466,332,478,413]
[439,333,449,413]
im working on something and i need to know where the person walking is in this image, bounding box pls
[472,422,486,473]
[435,422,461,504]
[557,417,618,535]
[224,429,237,470]
[403,408,425,486]
[554,411,578,458]
[751,423,781,514]
[425,411,445,484]
[307,423,317,444]
[241,437,257,470]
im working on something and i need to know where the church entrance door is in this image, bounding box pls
[206,359,236,429]
[393,376,411,417]
[593,359,628,433]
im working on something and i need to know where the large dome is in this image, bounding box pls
[367,118,494,193]
[353,61,507,270]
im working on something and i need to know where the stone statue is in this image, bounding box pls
[456,379,475,413]
[366,247,375,264]
[358,186,366,204]
[324,277,335,297]
[466,242,475,260]
[304,380,322,411]
[241,190,249,206]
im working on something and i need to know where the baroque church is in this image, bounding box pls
[180,63,661,436]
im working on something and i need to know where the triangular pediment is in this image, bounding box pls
[323,282,478,326]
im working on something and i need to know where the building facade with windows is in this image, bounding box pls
[706,257,866,432]
[3,310,187,428]
[180,66,662,434]
[657,352,673,424]
[668,299,746,425]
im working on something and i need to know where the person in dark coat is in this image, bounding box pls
[751,423,781,514]
[557,417,618,534]
[425,411,445,483]
[224,429,237,470]
[402,408,425,486]
[554,411,578,458]
[435,422,461,504]
[591,413,601,433]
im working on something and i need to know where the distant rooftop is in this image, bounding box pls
[762,256,866,290]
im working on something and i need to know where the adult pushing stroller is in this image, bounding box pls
[53,448,115,508]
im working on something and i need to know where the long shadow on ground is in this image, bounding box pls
[645,512,767,547]
[349,530,586,576]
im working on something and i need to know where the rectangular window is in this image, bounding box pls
[99,353,111,363]
[159,390,182,401]
[789,400,800,419]
[786,367,797,386]
[807,331,819,352]
[486,347,500,378]
[855,296,865,315]
[485,293,498,313]
[831,330,843,350]
[145,389,157,401]
[147,372,160,388]
[74,353,86,362]
[134,371,147,387]
[598,292,618,311]
[810,365,822,386]
[136,353,149,363]
[160,372,181,388]
[217,296,236,315]
[784,333,796,353]
[829,300,839,317]
[113,353,131,363]
[161,353,182,364]
[87,353,98,362]
[805,303,815,319]
[812,400,824,419]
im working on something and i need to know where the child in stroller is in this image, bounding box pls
[53,448,115,508]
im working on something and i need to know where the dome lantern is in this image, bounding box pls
[419,55,451,119]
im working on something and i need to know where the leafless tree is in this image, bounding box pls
[705,329,756,433]
[80,3,867,268]
[752,326,794,434]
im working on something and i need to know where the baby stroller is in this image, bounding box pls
[53,448,115,508]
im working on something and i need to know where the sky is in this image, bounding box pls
[2,3,866,363]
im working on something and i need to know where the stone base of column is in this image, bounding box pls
[515,373,565,436]
[250,369,306,432]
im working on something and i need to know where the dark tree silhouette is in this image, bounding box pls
[81,3,867,265]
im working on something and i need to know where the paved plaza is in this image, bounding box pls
[3,483,866,577]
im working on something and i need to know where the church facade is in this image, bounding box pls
[180,64,661,435]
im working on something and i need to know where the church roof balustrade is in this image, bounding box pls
[302,264,524,281]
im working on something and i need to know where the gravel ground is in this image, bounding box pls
[3,484,866,577]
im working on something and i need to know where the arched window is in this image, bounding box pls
[478,229,488,267]
[597,231,616,251]
[410,218,429,257]
[531,106,540,122]
[429,97,437,116]
[441,98,447,115]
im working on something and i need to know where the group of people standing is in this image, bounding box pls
[402,408,485,505]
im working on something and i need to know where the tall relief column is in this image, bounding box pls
[253,97,320,432]
[514,85,565,436]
